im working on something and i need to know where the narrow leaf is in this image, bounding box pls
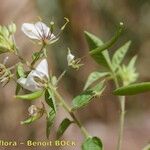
[21,116,38,125]
[112,41,131,71]
[56,118,72,139]
[72,81,105,110]
[114,82,150,95]
[17,63,25,78]
[89,22,125,55]
[84,72,109,90]
[84,31,112,69]
[128,55,137,69]
[16,63,25,94]
[15,90,43,100]
[46,109,56,139]
[45,89,57,112]
[82,137,103,150]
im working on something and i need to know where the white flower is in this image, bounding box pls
[67,49,75,65]
[17,59,49,92]
[21,22,55,42]
[28,105,38,116]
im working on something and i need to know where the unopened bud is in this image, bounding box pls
[8,23,16,34]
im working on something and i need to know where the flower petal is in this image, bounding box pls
[67,50,75,64]
[17,59,49,92]
[21,23,42,40]
[17,77,41,92]
[25,76,41,92]
[35,22,50,38]
[17,77,27,87]
[35,59,49,78]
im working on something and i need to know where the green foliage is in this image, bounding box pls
[82,137,103,150]
[45,89,57,112]
[84,22,124,71]
[72,81,105,110]
[21,116,39,125]
[0,24,16,54]
[8,23,16,34]
[15,63,26,94]
[56,118,72,139]
[46,109,56,139]
[84,71,109,90]
[84,31,112,69]
[112,41,131,71]
[16,63,25,78]
[118,56,138,85]
[15,90,44,100]
[114,82,150,95]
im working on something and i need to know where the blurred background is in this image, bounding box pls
[0,0,150,149]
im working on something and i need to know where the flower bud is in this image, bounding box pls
[8,23,16,34]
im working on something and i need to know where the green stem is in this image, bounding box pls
[117,96,125,150]
[49,84,90,138]
[113,74,126,150]
[89,22,124,55]
[31,43,46,67]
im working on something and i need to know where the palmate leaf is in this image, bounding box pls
[45,89,57,113]
[82,137,103,150]
[84,71,109,90]
[112,41,131,71]
[72,81,105,110]
[46,109,56,139]
[114,82,150,95]
[56,118,72,139]
[84,31,112,69]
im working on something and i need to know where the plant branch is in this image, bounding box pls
[112,74,126,150]
[117,96,125,150]
[31,43,46,67]
[49,83,90,138]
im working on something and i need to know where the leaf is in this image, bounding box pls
[128,55,137,69]
[114,82,150,95]
[21,116,38,125]
[72,81,105,110]
[15,90,44,100]
[118,55,138,85]
[56,118,72,139]
[84,72,109,90]
[15,63,25,94]
[112,41,131,71]
[46,109,56,139]
[84,22,124,70]
[84,31,112,69]
[45,89,57,112]
[16,63,25,78]
[82,137,103,150]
